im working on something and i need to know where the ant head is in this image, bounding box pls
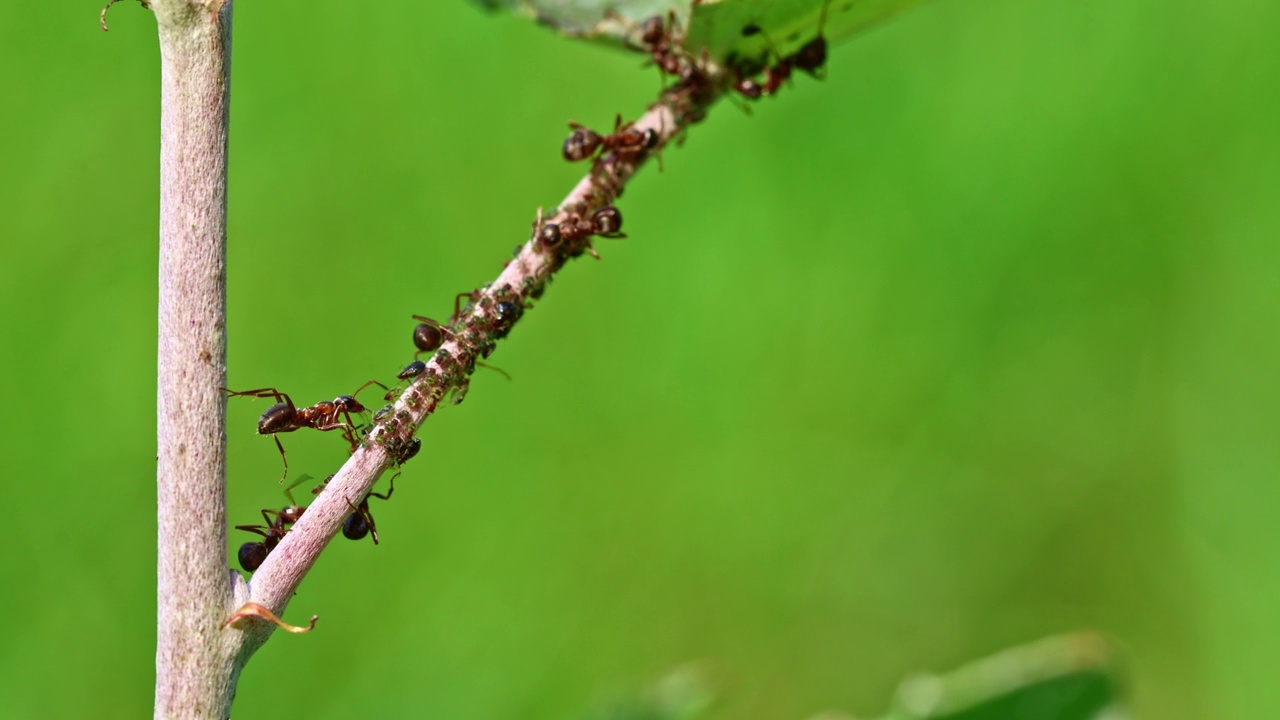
[333,395,363,413]
[563,125,602,162]
[735,76,763,100]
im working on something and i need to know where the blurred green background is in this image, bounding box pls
[1,0,1276,717]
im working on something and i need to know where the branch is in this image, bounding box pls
[233,67,726,655]
[145,0,237,717]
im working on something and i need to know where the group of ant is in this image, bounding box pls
[227,290,519,573]
[543,5,831,257]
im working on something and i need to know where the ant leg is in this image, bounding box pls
[453,290,482,324]
[350,379,389,401]
[309,473,335,496]
[369,473,396,501]
[476,361,512,381]
[315,420,361,452]
[272,434,289,484]
[221,387,294,409]
[411,315,453,333]
[235,524,272,539]
[283,474,314,508]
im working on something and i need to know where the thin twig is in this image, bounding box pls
[234,69,726,656]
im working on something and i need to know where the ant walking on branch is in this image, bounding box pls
[534,205,625,260]
[562,115,659,163]
[235,480,311,572]
[223,380,387,483]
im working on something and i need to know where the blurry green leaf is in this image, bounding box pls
[685,0,927,66]
[877,633,1128,720]
[473,0,927,63]
[470,0,689,47]
[589,663,716,720]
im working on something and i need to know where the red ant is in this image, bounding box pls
[563,115,659,163]
[639,12,688,79]
[733,1,830,100]
[235,481,310,572]
[535,206,625,259]
[223,380,387,483]
[732,24,793,100]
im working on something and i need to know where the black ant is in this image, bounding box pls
[223,380,387,483]
[535,206,625,259]
[311,473,394,545]
[563,115,659,163]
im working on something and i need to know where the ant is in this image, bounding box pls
[732,24,793,100]
[563,115,659,163]
[732,1,830,101]
[638,12,688,80]
[535,206,625,259]
[311,473,394,545]
[223,380,388,483]
[235,481,311,572]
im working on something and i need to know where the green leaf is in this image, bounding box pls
[470,0,689,47]
[474,0,927,63]
[877,633,1128,720]
[685,0,927,67]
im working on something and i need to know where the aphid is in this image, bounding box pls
[223,381,387,483]
[397,360,427,381]
[391,435,422,461]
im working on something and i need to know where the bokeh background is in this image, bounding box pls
[2,0,1277,717]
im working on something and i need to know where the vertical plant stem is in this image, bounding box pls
[152,0,236,717]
